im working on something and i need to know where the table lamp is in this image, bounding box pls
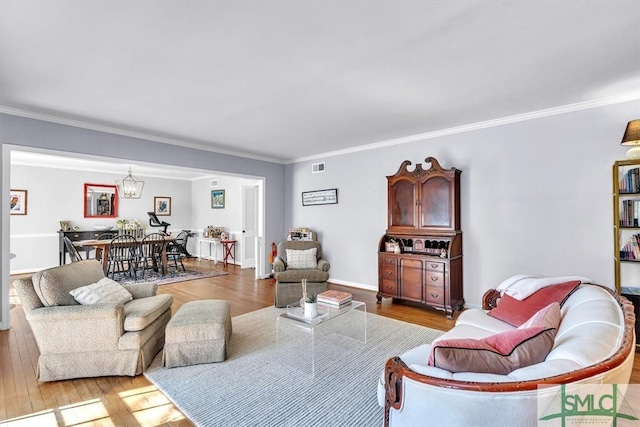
[621,119,640,159]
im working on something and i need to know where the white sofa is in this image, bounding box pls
[377,281,636,427]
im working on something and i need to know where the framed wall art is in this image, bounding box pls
[211,189,225,209]
[154,196,171,216]
[302,188,338,206]
[10,189,28,215]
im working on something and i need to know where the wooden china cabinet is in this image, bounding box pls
[377,157,464,319]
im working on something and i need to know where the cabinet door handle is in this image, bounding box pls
[430,264,439,268]
[430,292,439,298]
[430,275,439,282]
[386,286,393,291]
[386,271,392,276]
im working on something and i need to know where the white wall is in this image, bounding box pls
[285,100,640,307]
[9,164,190,272]
[191,175,260,262]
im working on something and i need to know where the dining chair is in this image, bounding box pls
[63,236,83,263]
[95,232,116,261]
[166,231,188,272]
[138,233,165,278]
[107,234,139,279]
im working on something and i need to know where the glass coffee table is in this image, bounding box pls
[276,301,367,377]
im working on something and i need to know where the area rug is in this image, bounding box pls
[144,306,443,427]
[115,265,229,286]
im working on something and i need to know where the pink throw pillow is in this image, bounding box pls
[428,327,556,375]
[519,302,561,330]
[488,280,579,327]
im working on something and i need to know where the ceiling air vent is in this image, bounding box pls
[312,162,325,174]
[210,179,219,187]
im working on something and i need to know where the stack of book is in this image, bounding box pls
[620,233,640,260]
[317,290,352,307]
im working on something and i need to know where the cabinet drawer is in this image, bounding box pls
[426,262,444,272]
[426,285,444,304]
[381,279,398,296]
[381,266,397,280]
[380,256,397,265]
[426,272,444,286]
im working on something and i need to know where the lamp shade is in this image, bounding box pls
[621,119,640,160]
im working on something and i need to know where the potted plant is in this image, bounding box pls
[304,294,318,318]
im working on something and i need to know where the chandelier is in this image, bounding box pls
[121,166,145,199]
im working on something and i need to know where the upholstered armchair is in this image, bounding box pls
[13,260,173,382]
[273,241,330,307]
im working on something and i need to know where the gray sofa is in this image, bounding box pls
[13,259,173,382]
[273,240,330,307]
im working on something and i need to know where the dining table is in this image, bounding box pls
[75,235,178,275]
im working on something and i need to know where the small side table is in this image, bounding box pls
[198,237,220,264]
[220,240,237,266]
[621,287,640,352]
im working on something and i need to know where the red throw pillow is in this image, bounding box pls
[488,280,580,327]
[428,327,556,375]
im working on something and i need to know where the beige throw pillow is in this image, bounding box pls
[70,277,133,305]
[285,248,317,269]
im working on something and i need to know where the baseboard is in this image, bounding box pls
[328,278,377,292]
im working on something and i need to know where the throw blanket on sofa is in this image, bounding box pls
[497,274,592,300]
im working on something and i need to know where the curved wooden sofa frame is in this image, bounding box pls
[383,284,636,427]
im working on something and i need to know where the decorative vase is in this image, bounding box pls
[304,302,318,318]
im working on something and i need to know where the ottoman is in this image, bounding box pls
[163,299,232,368]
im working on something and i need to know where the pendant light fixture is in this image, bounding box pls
[121,166,145,199]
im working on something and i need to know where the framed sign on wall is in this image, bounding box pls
[302,188,338,206]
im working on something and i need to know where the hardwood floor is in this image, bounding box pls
[2,258,639,426]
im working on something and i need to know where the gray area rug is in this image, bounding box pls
[144,306,443,427]
[115,265,229,286]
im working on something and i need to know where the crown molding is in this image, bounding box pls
[290,92,640,164]
[0,106,286,164]
[3,91,639,167]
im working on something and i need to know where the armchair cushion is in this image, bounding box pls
[70,277,133,305]
[123,294,173,332]
[122,282,158,299]
[32,259,106,306]
[275,269,329,283]
[285,248,318,269]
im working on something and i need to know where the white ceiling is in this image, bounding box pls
[1,1,639,163]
